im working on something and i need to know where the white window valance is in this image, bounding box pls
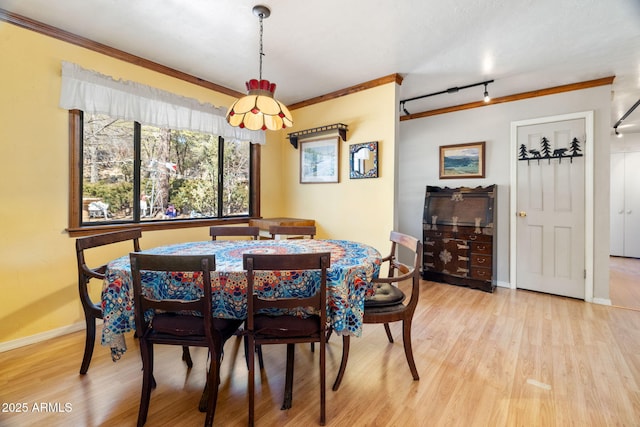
[58,61,265,144]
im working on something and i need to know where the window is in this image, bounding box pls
[68,111,260,233]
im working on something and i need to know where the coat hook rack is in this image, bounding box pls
[287,123,348,148]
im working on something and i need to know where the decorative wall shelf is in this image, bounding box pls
[287,123,348,148]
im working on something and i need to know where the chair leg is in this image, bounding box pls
[199,380,209,413]
[332,335,350,391]
[282,344,295,410]
[248,336,256,427]
[244,337,264,370]
[257,345,264,369]
[80,316,96,375]
[320,335,326,426]
[137,341,154,427]
[203,353,221,427]
[181,346,193,368]
[402,319,419,381]
[383,323,394,343]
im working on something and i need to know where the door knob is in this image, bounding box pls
[518,211,527,217]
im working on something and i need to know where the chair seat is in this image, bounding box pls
[254,314,320,338]
[152,313,242,340]
[364,283,406,307]
[152,313,205,336]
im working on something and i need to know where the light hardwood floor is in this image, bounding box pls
[610,256,640,310]
[2,281,640,427]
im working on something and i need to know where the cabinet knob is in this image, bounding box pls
[518,211,527,217]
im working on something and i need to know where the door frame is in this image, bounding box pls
[509,111,594,302]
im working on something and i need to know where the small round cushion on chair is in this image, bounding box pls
[364,283,406,307]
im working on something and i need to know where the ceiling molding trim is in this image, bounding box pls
[0,8,244,99]
[400,76,615,121]
[287,74,404,111]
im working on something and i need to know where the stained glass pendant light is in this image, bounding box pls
[226,5,293,131]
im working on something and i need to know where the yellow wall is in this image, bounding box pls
[276,84,399,252]
[0,23,285,343]
[0,23,398,345]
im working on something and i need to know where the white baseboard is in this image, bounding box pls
[0,320,99,353]
[592,297,612,306]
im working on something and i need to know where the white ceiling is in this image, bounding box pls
[2,0,640,133]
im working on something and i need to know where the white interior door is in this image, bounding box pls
[610,151,640,258]
[512,115,589,299]
[623,152,640,257]
[610,152,625,257]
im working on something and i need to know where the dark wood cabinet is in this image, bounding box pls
[422,185,496,292]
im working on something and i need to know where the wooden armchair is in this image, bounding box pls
[332,231,422,390]
[75,228,142,374]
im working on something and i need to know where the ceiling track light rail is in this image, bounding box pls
[613,97,640,138]
[400,79,494,115]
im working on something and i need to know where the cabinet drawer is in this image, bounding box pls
[470,242,491,254]
[470,267,492,281]
[424,230,454,240]
[459,232,492,243]
[470,253,491,267]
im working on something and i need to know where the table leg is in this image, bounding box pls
[281,343,295,409]
[198,380,209,412]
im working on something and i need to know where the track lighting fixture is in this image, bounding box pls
[400,79,494,115]
[613,98,640,139]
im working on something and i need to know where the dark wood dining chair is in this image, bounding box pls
[209,225,260,240]
[268,225,316,239]
[332,231,422,391]
[130,253,243,427]
[243,252,331,426]
[75,228,142,374]
[210,225,264,366]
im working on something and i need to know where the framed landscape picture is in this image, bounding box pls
[439,141,485,179]
[300,136,340,183]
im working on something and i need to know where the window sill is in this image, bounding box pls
[66,217,260,237]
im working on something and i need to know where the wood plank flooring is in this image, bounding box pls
[2,281,640,426]
[610,256,640,310]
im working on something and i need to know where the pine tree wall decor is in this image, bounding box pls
[518,136,583,165]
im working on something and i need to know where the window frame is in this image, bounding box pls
[67,110,261,236]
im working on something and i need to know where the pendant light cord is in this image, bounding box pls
[258,13,264,80]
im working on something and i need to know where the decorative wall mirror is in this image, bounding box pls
[349,141,378,179]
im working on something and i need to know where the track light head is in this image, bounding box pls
[483,83,490,102]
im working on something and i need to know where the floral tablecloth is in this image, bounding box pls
[101,239,382,360]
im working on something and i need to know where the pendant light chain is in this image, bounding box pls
[258,12,264,81]
[225,5,293,131]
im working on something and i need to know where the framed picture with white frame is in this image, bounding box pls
[299,136,340,183]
